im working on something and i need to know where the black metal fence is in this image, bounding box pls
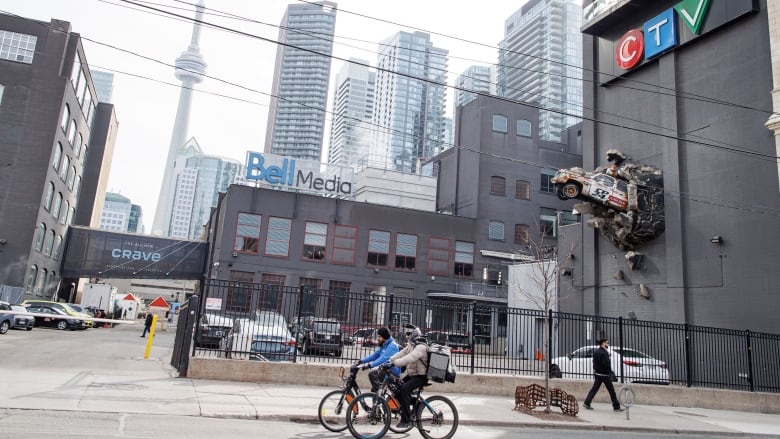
[185,279,780,393]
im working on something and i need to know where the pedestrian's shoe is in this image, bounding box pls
[395,421,411,430]
[140,335,144,338]
[614,407,625,412]
[583,403,593,410]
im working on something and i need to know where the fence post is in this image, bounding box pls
[618,316,624,383]
[746,330,755,392]
[470,301,476,375]
[386,293,394,331]
[293,285,304,363]
[547,308,553,371]
[684,323,692,388]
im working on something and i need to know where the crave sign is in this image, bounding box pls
[601,0,758,78]
[245,151,354,197]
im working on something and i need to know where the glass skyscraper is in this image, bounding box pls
[454,65,495,111]
[264,1,337,162]
[498,0,582,142]
[370,31,448,174]
[328,59,375,170]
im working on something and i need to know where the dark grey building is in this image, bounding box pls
[205,98,581,340]
[561,0,779,333]
[0,14,112,300]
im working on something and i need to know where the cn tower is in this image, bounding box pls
[151,0,207,237]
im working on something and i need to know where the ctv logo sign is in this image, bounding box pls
[615,0,711,71]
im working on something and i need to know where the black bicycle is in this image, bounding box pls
[346,369,459,439]
[318,365,411,434]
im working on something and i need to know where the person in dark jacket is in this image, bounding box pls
[355,327,401,392]
[140,311,154,337]
[583,338,624,411]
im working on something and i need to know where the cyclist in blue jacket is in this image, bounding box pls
[356,327,401,392]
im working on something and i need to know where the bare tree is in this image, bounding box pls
[510,229,574,413]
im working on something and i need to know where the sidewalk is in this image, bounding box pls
[0,357,778,437]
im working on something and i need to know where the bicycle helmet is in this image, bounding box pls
[403,324,421,341]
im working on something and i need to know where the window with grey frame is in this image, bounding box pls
[492,114,508,133]
[303,222,327,261]
[516,119,532,138]
[395,233,417,271]
[0,30,37,64]
[490,176,506,196]
[515,180,530,200]
[367,229,390,267]
[454,241,474,277]
[514,224,529,245]
[265,217,292,257]
[488,220,505,241]
[540,207,558,238]
[234,212,261,254]
[540,169,556,193]
[0,83,4,106]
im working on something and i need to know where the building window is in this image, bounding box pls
[454,241,474,277]
[233,212,261,254]
[367,229,390,267]
[395,233,417,271]
[492,114,508,133]
[226,270,253,313]
[427,237,450,275]
[60,104,70,131]
[540,207,558,238]
[75,176,82,198]
[67,166,76,190]
[44,182,54,211]
[0,83,4,105]
[259,274,285,312]
[67,120,77,145]
[45,270,56,296]
[332,225,357,265]
[328,280,350,320]
[59,156,70,181]
[488,221,505,241]
[52,193,62,220]
[541,169,556,193]
[517,119,532,137]
[70,53,81,86]
[490,176,506,196]
[560,211,580,226]
[515,180,530,200]
[35,269,46,295]
[60,201,69,225]
[362,286,385,324]
[0,30,37,64]
[34,223,46,252]
[515,224,529,245]
[303,221,327,261]
[75,133,82,158]
[299,277,322,316]
[25,265,38,293]
[69,207,76,225]
[52,235,63,260]
[265,217,292,257]
[52,143,62,171]
[43,230,55,257]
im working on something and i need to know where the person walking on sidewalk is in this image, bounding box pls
[583,338,624,412]
[140,311,153,338]
[355,327,401,392]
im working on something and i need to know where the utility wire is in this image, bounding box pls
[5,7,780,218]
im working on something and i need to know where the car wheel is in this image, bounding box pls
[334,349,342,358]
[0,321,9,334]
[56,320,68,330]
[561,182,581,199]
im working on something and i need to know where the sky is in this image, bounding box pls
[6,0,534,229]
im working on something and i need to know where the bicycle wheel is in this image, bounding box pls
[415,395,459,439]
[346,392,391,439]
[386,394,414,433]
[318,389,354,432]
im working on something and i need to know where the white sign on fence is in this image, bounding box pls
[205,298,222,310]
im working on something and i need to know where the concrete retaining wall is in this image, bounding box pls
[187,357,780,414]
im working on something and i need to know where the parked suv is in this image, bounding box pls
[294,317,343,357]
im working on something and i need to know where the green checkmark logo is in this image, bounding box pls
[675,0,712,34]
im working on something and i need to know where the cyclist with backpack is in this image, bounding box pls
[384,324,428,430]
[355,327,401,392]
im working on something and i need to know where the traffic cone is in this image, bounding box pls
[535,349,545,361]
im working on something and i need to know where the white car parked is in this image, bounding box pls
[550,345,669,384]
[220,311,296,362]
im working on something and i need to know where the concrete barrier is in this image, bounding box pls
[187,357,780,414]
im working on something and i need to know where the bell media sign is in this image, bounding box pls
[600,0,758,79]
[245,151,354,196]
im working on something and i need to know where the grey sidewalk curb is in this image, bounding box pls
[2,406,778,438]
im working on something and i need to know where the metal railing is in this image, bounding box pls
[181,279,780,393]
